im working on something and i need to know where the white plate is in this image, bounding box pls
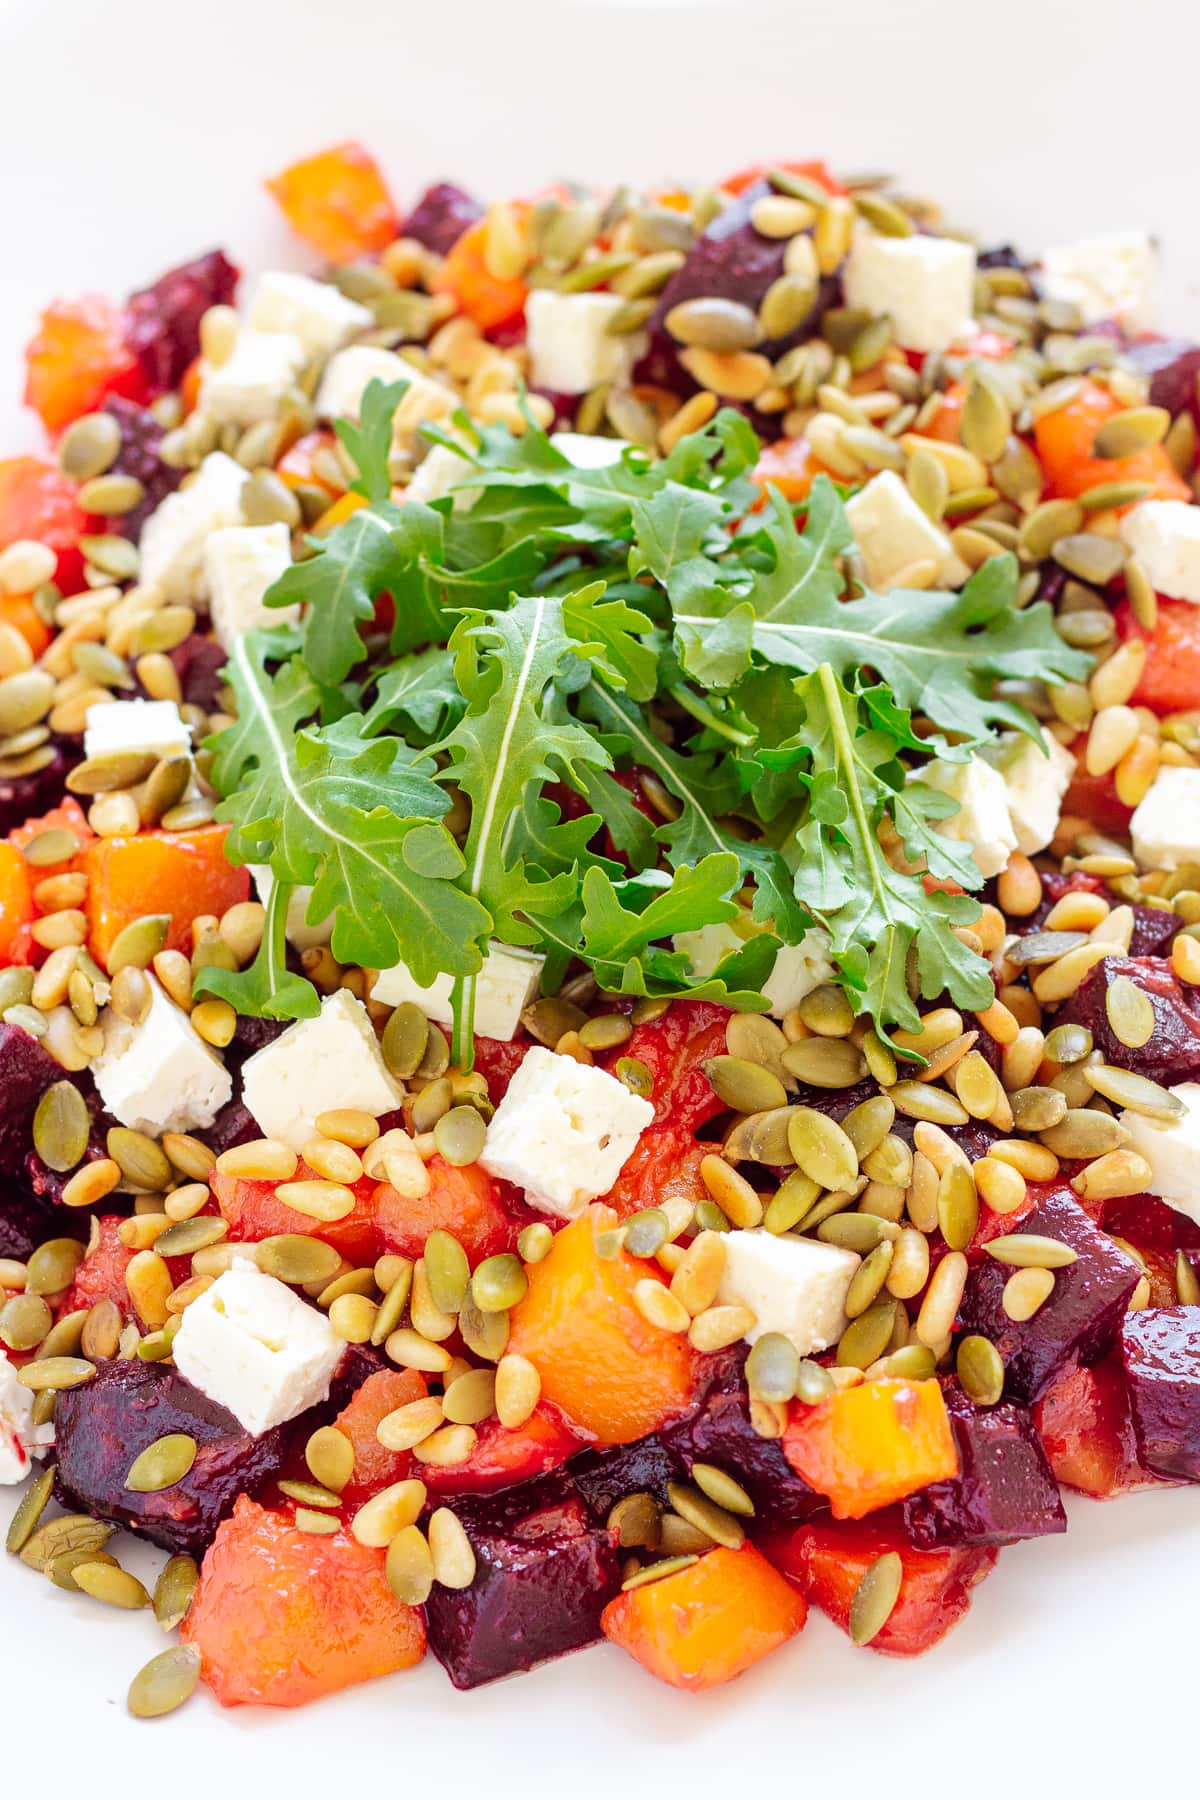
[0,0,1196,1788]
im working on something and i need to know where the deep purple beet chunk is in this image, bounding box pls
[0,745,74,834]
[125,249,239,393]
[402,182,484,257]
[0,1023,75,1177]
[205,1098,260,1157]
[958,1188,1140,1403]
[54,1359,288,1554]
[0,1179,85,1259]
[1124,339,1200,423]
[168,633,228,710]
[571,1434,681,1518]
[424,1474,621,1689]
[790,1076,998,1163]
[1054,955,1200,1085]
[1120,1305,1200,1481]
[102,396,183,538]
[902,1382,1066,1547]
[667,1353,824,1524]
[1128,906,1182,958]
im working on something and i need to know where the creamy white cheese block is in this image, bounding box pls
[985,731,1076,857]
[920,754,1018,880]
[246,270,372,357]
[92,975,232,1136]
[83,697,191,763]
[204,522,296,648]
[371,943,544,1042]
[199,331,307,426]
[716,1229,860,1354]
[239,989,403,1150]
[138,451,249,602]
[1130,766,1200,871]
[845,470,970,592]
[405,443,481,511]
[842,232,976,353]
[525,291,646,395]
[1118,1082,1200,1227]
[1120,500,1200,605]
[1040,230,1155,330]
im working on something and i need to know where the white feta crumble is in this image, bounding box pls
[984,730,1076,857]
[0,1351,54,1485]
[1120,500,1200,605]
[199,331,307,427]
[549,432,629,468]
[919,753,1018,880]
[371,942,544,1042]
[83,697,191,763]
[1118,1081,1200,1227]
[525,292,646,395]
[405,443,481,511]
[1040,230,1156,330]
[92,975,232,1136]
[479,1046,654,1219]
[240,989,403,1150]
[672,919,836,1019]
[138,451,249,602]
[845,470,970,592]
[842,232,976,353]
[246,270,372,357]
[1130,766,1200,871]
[248,864,333,952]
[716,1230,860,1354]
[172,1259,345,1436]
[315,344,413,422]
[203,522,296,649]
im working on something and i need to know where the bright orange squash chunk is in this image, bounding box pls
[752,435,839,503]
[782,1379,958,1519]
[372,1156,519,1263]
[183,1497,425,1707]
[276,428,341,495]
[507,1204,699,1447]
[601,1545,807,1690]
[433,210,530,331]
[0,843,33,965]
[1034,379,1190,504]
[265,142,399,264]
[212,1162,380,1266]
[23,294,146,434]
[84,823,249,969]
[0,594,51,658]
[1035,1351,1169,1498]
[333,1368,427,1509]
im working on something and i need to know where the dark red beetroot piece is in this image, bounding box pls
[571,1433,682,1518]
[1120,1305,1200,1481]
[1124,339,1200,423]
[54,1359,288,1554]
[168,633,228,711]
[102,397,183,538]
[958,1187,1141,1403]
[124,249,239,393]
[0,1178,84,1260]
[402,182,484,257]
[1053,955,1200,1086]
[423,1473,621,1689]
[668,1350,825,1524]
[901,1381,1066,1548]
[1035,1350,1165,1497]
[0,1023,77,1177]
[0,746,74,835]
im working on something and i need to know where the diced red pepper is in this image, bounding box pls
[0,456,90,594]
[23,294,147,434]
[371,1155,521,1264]
[1115,596,1200,718]
[265,142,399,264]
[212,1163,379,1266]
[419,1402,582,1497]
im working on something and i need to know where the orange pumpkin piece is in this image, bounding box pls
[182,1496,425,1707]
[0,594,51,658]
[372,1156,519,1263]
[0,843,33,965]
[212,1162,380,1266]
[752,435,838,503]
[265,142,399,264]
[84,823,249,969]
[10,797,93,877]
[1035,1351,1168,1498]
[23,294,146,434]
[433,210,530,331]
[507,1204,699,1448]
[312,490,368,533]
[333,1368,427,1509]
[276,428,341,495]
[782,1379,958,1519]
[1033,379,1190,504]
[601,1545,807,1690]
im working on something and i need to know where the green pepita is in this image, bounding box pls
[458,1297,510,1362]
[937,1161,979,1252]
[125,1433,198,1493]
[58,411,122,482]
[5,1464,55,1553]
[432,1104,487,1167]
[849,1551,903,1645]
[381,1002,429,1079]
[843,1240,895,1317]
[1091,406,1170,459]
[703,1056,789,1115]
[1083,1064,1183,1121]
[793,1358,835,1404]
[25,1237,85,1297]
[257,1234,344,1285]
[127,1644,202,1719]
[154,1553,200,1630]
[836,1300,897,1369]
[787,1108,859,1191]
[107,1126,173,1191]
[745,1331,800,1403]
[956,1333,1005,1405]
[0,1292,53,1352]
[46,1546,121,1591]
[780,1037,867,1088]
[66,751,159,796]
[107,913,171,975]
[470,1252,528,1313]
[19,1512,114,1570]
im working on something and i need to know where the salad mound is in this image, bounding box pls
[1,139,1199,1717]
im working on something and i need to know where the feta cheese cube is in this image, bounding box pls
[246,270,372,357]
[93,975,232,1136]
[479,1046,654,1218]
[1120,500,1200,604]
[172,1259,345,1435]
[845,470,970,592]
[1130,766,1200,871]
[139,451,249,602]
[316,344,412,422]
[240,989,403,1150]
[83,697,191,762]
[1,1351,54,1484]
[672,919,837,1019]
[549,432,629,468]
[405,443,481,511]
[1118,1081,1200,1226]
[920,753,1018,880]
[985,730,1076,857]
[716,1230,860,1353]
[525,292,646,395]
[199,331,307,427]
[842,233,976,353]
[204,522,296,649]
[1040,230,1155,330]
[248,864,333,952]
[372,942,544,1042]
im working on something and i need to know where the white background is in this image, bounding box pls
[0,0,1197,1789]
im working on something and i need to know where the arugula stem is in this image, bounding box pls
[666,683,757,748]
[816,659,891,934]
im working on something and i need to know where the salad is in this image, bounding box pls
[1,140,1198,1718]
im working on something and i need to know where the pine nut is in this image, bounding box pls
[60,1159,121,1209]
[1002,1266,1055,1321]
[915,1251,967,1348]
[214,1140,298,1181]
[494,1353,541,1428]
[687,1305,756,1352]
[126,1250,174,1328]
[633,1279,691,1334]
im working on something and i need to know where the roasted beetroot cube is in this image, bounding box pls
[1120,1305,1200,1481]
[402,182,483,256]
[125,249,239,393]
[1128,906,1182,958]
[424,1475,621,1688]
[788,1076,999,1164]
[1124,339,1200,422]
[668,1356,824,1524]
[0,1023,76,1177]
[54,1359,288,1554]
[168,633,228,711]
[1054,955,1200,1085]
[102,397,183,538]
[571,1434,682,1519]
[204,1097,260,1157]
[958,1188,1141,1403]
[0,745,73,833]
[0,1179,84,1260]
[902,1382,1066,1548]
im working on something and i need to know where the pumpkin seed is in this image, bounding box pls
[849,1552,903,1645]
[872,1342,937,1381]
[386,1525,434,1604]
[844,1240,895,1317]
[0,671,55,738]
[1,1292,53,1351]
[304,1425,355,1495]
[66,750,158,796]
[1105,975,1155,1049]
[432,1104,486,1167]
[257,1235,344,1285]
[937,1162,979,1251]
[666,1480,745,1551]
[38,1310,87,1359]
[71,1559,151,1608]
[278,1479,342,1509]
[107,1126,173,1191]
[58,411,122,482]
[442,1367,497,1427]
[0,966,34,1012]
[1092,406,1170,459]
[381,1001,429,1078]
[141,756,192,827]
[17,1353,93,1393]
[1009,1087,1069,1133]
[47,1546,121,1591]
[818,1214,898,1254]
[19,1511,113,1569]
[1175,1251,1200,1306]
[153,1216,228,1258]
[621,1554,699,1592]
[837,1301,897,1369]
[107,914,171,975]
[779,1037,867,1088]
[23,826,81,868]
[578,1013,633,1053]
[5,1464,55,1553]
[1039,1110,1130,1159]
[369,1261,413,1345]
[793,1359,835,1405]
[608,1491,662,1550]
[984,1234,1079,1269]
[25,1237,85,1296]
[763,1169,822,1234]
[888,1082,969,1126]
[960,377,1011,463]
[760,272,819,341]
[465,1250,525,1314]
[127,1643,201,1719]
[745,1332,800,1403]
[703,1056,788,1114]
[153,1553,199,1629]
[458,1297,509,1362]
[125,1433,198,1493]
[957,1334,1004,1405]
[784,1109,858,1194]
[1083,1065,1182,1122]
[1018,498,1084,561]
[623,1208,670,1259]
[1053,532,1128,586]
[665,296,762,352]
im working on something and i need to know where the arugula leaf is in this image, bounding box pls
[363,646,464,741]
[209,633,490,984]
[267,500,406,686]
[334,378,411,503]
[193,875,320,1022]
